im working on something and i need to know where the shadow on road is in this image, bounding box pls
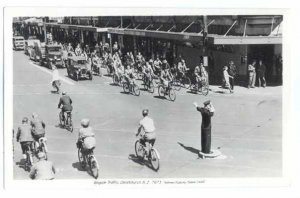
[109,83,119,87]
[177,142,200,155]
[153,95,166,100]
[186,90,198,95]
[16,159,29,172]
[72,162,86,172]
[128,154,145,166]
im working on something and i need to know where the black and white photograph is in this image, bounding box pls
[10,13,284,180]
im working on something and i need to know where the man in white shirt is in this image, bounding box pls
[136,109,156,154]
[51,63,60,93]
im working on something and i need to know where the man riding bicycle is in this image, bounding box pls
[29,152,56,180]
[194,63,208,87]
[143,62,154,85]
[124,65,136,85]
[160,65,172,90]
[76,119,96,157]
[16,117,34,159]
[57,91,73,123]
[177,60,188,79]
[136,109,156,156]
[30,113,46,149]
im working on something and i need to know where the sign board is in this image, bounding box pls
[107,33,111,39]
[203,56,208,66]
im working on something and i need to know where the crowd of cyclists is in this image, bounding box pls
[16,38,211,179]
[51,40,210,96]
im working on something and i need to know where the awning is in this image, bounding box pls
[107,28,205,43]
[45,23,108,32]
[211,35,282,45]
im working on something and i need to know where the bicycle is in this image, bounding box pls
[122,79,140,96]
[112,73,125,86]
[78,145,99,179]
[135,133,160,171]
[142,74,155,93]
[157,82,176,101]
[36,137,48,160]
[23,141,34,171]
[190,77,209,96]
[172,70,191,91]
[59,110,73,132]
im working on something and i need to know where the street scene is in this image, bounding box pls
[12,15,282,180]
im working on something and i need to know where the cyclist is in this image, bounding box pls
[30,113,46,149]
[194,63,207,87]
[124,65,136,85]
[153,57,162,75]
[143,62,154,86]
[177,60,188,79]
[29,152,56,180]
[67,43,74,52]
[115,61,125,82]
[136,109,156,156]
[160,65,172,90]
[76,119,96,159]
[75,44,82,56]
[92,53,102,76]
[51,63,61,93]
[57,91,73,123]
[16,117,34,160]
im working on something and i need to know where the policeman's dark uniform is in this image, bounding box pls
[196,104,214,154]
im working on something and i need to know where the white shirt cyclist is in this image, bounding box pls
[139,116,155,133]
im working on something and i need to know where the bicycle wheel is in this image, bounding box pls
[158,86,164,97]
[78,149,85,168]
[148,81,155,93]
[182,76,191,89]
[133,84,140,96]
[59,112,64,126]
[201,85,209,96]
[67,116,73,132]
[134,140,144,160]
[123,82,129,93]
[89,156,99,179]
[168,89,176,101]
[149,148,160,171]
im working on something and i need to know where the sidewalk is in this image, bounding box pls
[207,85,282,97]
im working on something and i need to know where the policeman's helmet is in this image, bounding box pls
[81,118,90,128]
[142,109,149,117]
[22,117,28,123]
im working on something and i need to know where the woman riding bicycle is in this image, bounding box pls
[76,119,96,156]
[136,109,156,155]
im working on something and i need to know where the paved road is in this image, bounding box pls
[13,50,282,179]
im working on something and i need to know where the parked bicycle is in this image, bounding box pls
[157,82,176,101]
[78,145,99,179]
[59,110,73,132]
[135,133,160,171]
[122,80,141,96]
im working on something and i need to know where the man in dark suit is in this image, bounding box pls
[257,60,266,87]
[193,100,215,154]
[58,91,73,122]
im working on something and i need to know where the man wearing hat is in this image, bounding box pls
[193,100,215,154]
[228,61,237,90]
[29,152,56,180]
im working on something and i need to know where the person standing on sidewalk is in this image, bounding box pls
[193,100,215,154]
[257,60,266,88]
[248,60,257,88]
[228,61,237,90]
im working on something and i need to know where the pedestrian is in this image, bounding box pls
[248,60,256,88]
[257,60,266,87]
[193,100,215,154]
[228,61,237,90]
[29,152,56,180]
[223,66,234,93]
